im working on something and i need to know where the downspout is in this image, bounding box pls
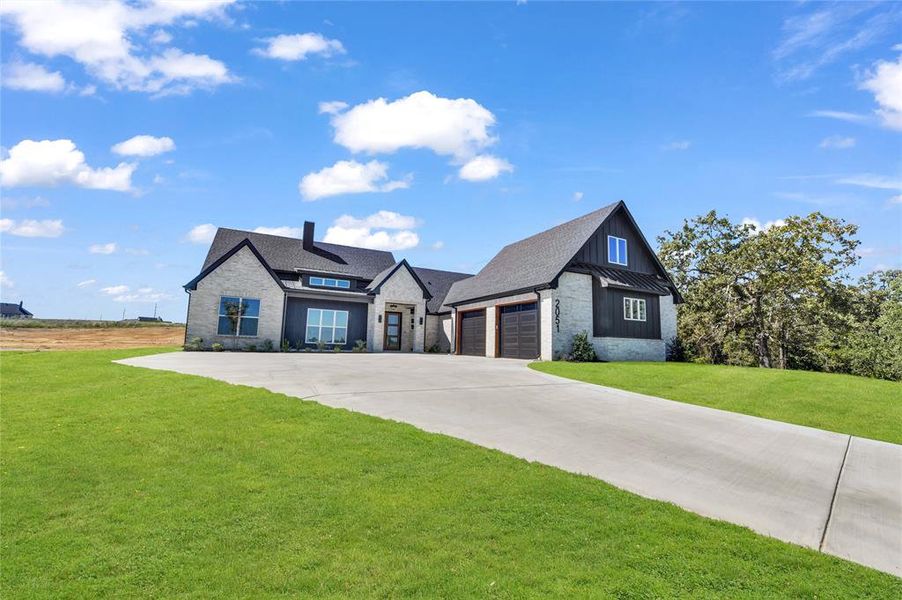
[183,289,191,348]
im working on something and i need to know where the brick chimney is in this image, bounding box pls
[302,221,315,251]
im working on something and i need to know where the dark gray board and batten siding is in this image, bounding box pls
[283,297,369,349]
[570,208,660,275]
[592,280,661,339]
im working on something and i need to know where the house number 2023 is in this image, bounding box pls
[554,299,560,332]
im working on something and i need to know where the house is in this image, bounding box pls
[0,301,33,319]
[183,201,680,360]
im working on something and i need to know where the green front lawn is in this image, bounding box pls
[2,349,899,597]
[530,361,902,444]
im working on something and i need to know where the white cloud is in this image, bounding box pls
[112,135,175,157]
[661,140,691,151]
[77,279,96,288]
[109,286,172,303]
[889,194,902,205]
[0,218,64,237]
[572,191,584,202]
[1,60,66,92]
[124,248,149,256]
[318,100,348,115]
[860,54,902,131]
[89,242,118,255]
[253,33,345,61]
[253,226,301,238]
[835,174,902,190]
[0,195,49,210]
[101,284,130,295]
[458,155,514,181]
[0,0,237,96]
[431,240,445,250]
[151,29,172,44]
[773,4,899,81]
[0,271,13,288]
[186,223,217,244]
[741,217,786,233]
[323,210,421,251]
[819,135,856,149]
[0,139,135,191]
[299,160,410,201]
[330,90,499,159]
[334,210,420,230]
[807,109,870,123]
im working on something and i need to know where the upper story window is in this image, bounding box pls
[217,296,260,336]
[309,276,351,289]
[608,235,628,266]
[623,297,646,322]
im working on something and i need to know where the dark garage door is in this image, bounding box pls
[499,302,539,359]
[458,309,486,356]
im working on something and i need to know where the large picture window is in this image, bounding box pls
[309,276,351,289]
[305,308,348,344]
[623,297,646,322]
[218,297,260,336]
[608,235,628,266]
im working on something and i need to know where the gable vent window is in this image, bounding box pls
[608,235,628,266]
[309,276,351,289]
[217,296,260,336]
[623,297,646,322]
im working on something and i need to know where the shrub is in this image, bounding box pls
[568,331,597,362]
[666,336,687,362]
[281,339,290,352]
[184,337,203,352]
[426,343,442,353]
[245,343,257,352]
[353,339,367,353]
[211,342,224,352]
[316,339,327,352]
[332,344,343,353]
[261,339,274,352]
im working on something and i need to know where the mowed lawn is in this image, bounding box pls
[2,350,899,598]
[531,361,902,445]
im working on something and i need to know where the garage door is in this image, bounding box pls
[499,302,539,359]
[458,309,486,356]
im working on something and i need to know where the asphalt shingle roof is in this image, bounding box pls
[0,302,32,317]
[443,202,620,306]
[411,267,474,314]
[203,228,397,280]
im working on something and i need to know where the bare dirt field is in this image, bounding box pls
[0,326,185,351]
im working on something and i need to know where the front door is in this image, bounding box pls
[384,311,402,351]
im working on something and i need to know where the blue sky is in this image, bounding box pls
[1,1,900,320]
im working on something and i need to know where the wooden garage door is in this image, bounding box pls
[458,309,486,356]
[499,302,539,359]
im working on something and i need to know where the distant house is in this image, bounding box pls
[0,301,33,319]
[137,316,163,322]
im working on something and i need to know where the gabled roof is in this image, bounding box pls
[444,202,621,306]
[366,259,433,300]
[0,302,32,317]
[185,238,283,291]
[203,228,396,279]
[411,267,474,314]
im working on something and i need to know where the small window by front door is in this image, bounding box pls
[384,311,402,351]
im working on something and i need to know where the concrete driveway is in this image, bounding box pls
[118,352,901,576]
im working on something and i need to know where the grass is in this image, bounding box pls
[2,349,899,598]
[530,361,902,444]
[1,319,184,329]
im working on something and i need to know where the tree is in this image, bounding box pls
[657,211,861,372]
